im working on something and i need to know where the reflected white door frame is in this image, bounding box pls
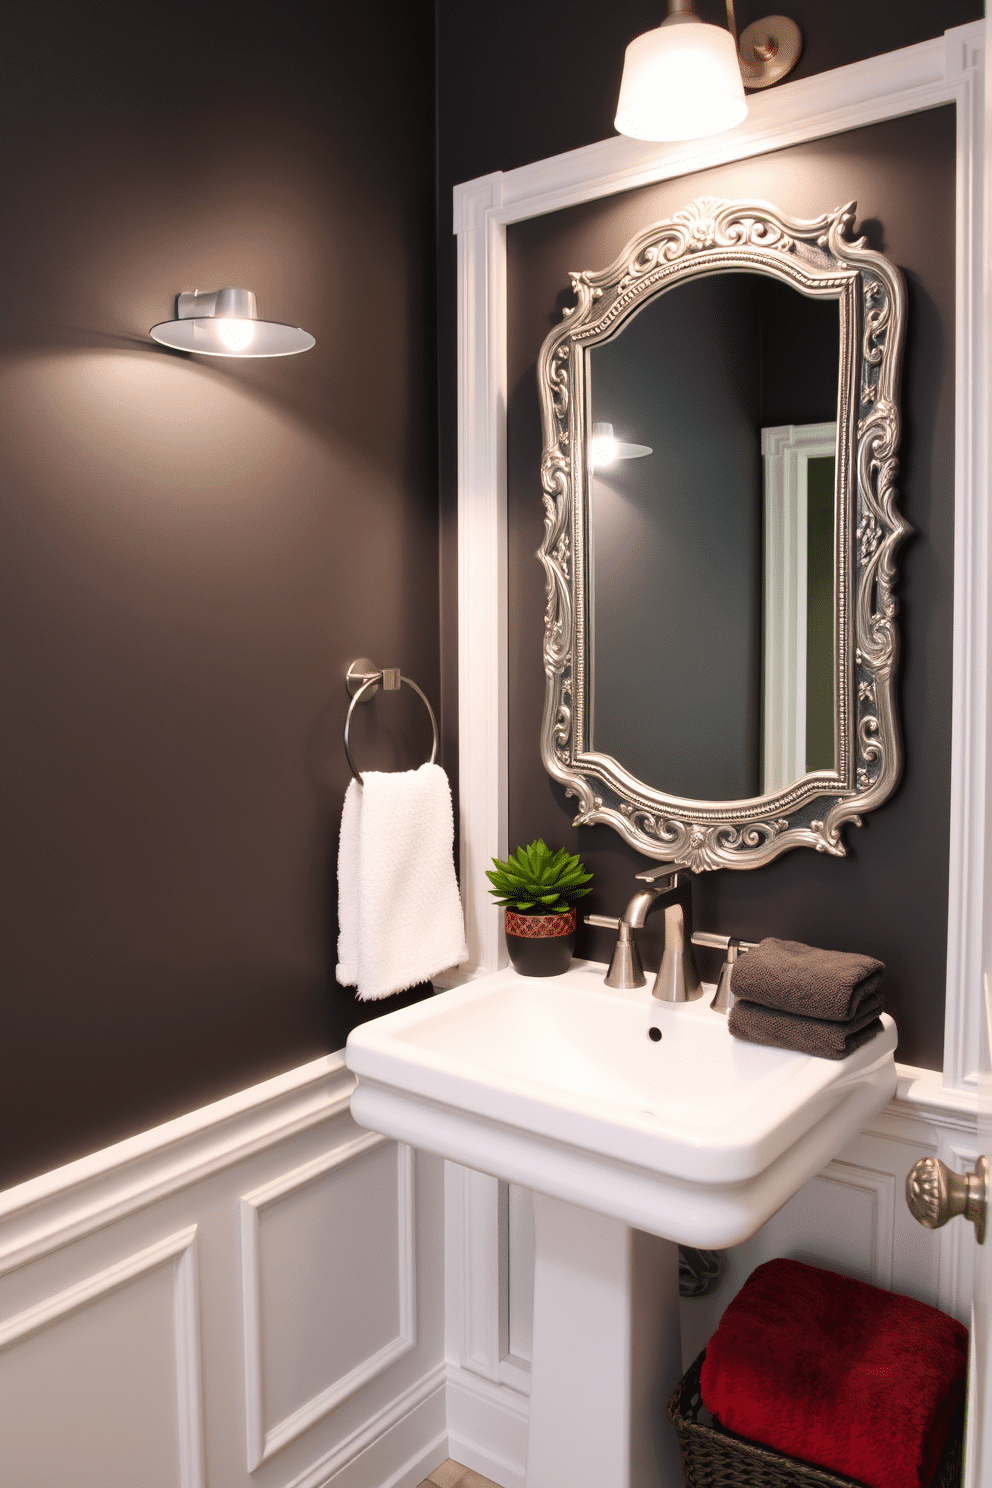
[761,421,836,795]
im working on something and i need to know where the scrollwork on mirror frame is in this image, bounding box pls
[536,197,909,871]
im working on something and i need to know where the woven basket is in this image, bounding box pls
[666,1352,963,1488]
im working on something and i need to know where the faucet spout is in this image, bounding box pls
[602,867,704,1001]
[650,876,703,1003]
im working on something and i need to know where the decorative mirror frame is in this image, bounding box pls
[536,196,908,870]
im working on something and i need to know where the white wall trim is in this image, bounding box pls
[936,1128,979,1325]
[0,1053,353,1278]
[445,1360,529,1488]
[0,1225,206,1488]
[944,24,990,1093]
[444,1161,502,1381]
[456,177,509,977]
[453,19,989,1097]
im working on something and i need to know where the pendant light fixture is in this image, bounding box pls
[149,288,315,358]
[615,0,802,144]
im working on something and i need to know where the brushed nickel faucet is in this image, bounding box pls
[586,865,703,1002]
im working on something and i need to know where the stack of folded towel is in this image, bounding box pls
[728,936,884,1059]
[700,1257,967,1488]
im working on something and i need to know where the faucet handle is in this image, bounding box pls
[634,863,688,885]
[691,932,759,952]
[691,933,759,1013]
[584,915,646,989]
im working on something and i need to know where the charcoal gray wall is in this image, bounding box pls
[437,1,980,1071]
[0,0,439,1186]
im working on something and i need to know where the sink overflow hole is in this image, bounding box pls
[648,1027,662,1042]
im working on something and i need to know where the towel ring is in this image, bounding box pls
[343,657,439,786]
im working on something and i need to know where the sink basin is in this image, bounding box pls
[347,959,898,1249]
[347,960,898,1488]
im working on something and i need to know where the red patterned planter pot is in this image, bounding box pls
[504,906,576,977]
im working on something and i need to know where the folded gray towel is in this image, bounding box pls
[728,997,884,1059]
[730,937,884,1021]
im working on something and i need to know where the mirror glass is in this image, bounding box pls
[587,271,840,803]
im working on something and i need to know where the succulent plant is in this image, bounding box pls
[486,838,592,914]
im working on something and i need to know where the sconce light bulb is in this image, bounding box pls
[215,318,256,353]
[615,9,748,142]
[592,435,619,469]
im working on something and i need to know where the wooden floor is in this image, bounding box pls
[416,1460,500,1488]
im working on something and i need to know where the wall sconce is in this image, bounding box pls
[615,0,802,143]
[591,422,653,469]
[149,288,316,357]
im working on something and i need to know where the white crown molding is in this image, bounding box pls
[0,1053,354,1277]
[0,1226,206,1488]
[453,18,990,1102]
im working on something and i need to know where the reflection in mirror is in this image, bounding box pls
[761,421,836,794]
[587,272,839,802]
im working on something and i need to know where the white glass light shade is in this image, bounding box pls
[149,287,315,358]
[591,422,653,469]
[615,14,748,143]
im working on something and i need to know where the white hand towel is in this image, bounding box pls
[336,762,468,1000]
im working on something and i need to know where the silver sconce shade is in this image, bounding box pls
[149,287,316,357]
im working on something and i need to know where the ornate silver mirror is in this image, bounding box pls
[537,197,907,869]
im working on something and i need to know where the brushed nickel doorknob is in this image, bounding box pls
[905,1154,987,1244]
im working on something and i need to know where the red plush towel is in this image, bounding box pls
[699,1259,967,1488]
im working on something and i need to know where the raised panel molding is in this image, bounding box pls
[0,1058,446,1488]
[813,1159,896,1288]
[0,1226,205,1488]
[240,1134,416,1471]
[0,1053,355,1277]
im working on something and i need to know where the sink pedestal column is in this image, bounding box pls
[526,1193,684,1488]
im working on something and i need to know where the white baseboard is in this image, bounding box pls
[296,1366,447,1488]
[445,1364,529,1488]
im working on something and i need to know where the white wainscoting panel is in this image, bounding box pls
[241,1133,416,1470]
[0,1226,203,1488]
[0,1054,448,1488]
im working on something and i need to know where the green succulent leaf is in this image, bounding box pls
[487,838,593,913]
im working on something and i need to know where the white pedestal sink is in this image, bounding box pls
[346,961,898,1488]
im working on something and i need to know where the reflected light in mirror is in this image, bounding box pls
[590,421,652,469]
